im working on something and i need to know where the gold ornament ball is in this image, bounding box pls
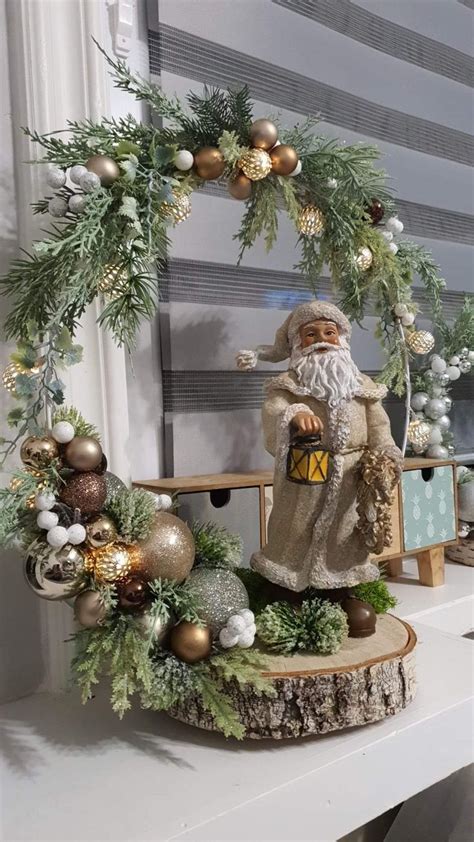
[228,172,252,200]
[85,514,118,548]
[297,204,325,236]
[85,154,120,187]
[355,246,373,271]
[64,436,103,472]
[137,512,195,583]
[170,621,212,664]
[406,330,435,355]
[269,144,299,176]
[20,436,59,469]
[239,148,272,181]
[25,540,86,601]
[161,191,191,225]
[132,608,173,646]
[2,361,23,394]
[59,471,107,515]
[74,589,107,628]
[85,541,141,584]
[98,265,127,298]
[407,419,432,449]
[194,147,226,180]
[10,468,45,509]
[249,118,278,150]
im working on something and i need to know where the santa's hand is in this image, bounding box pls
[292,412,323,436]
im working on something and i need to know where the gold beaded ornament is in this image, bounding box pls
[407,419,431,449]
[161,191,191,224]
[239,148,272,181]
[98,265,128,298]
[406,330,435,355]
[297,204,325,236]
[2,361,24,393]
[85,541,141,584]
[355,246,373,271]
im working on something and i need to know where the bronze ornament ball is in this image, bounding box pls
[366,198,384,225]
[249,118,278,150]
[85,514,118,548]
[341,597,376,638]
[59,471,107,515]
[132,609,173,646]
[64,436,103,472]
[25,540,86,601]
[85,154,120,187]
[170,621,212,664]
[228,172,252,200]
[85,541,141,584]
[137,513,195,583]
[194,147,226,180]
[74,589,107,628]
[239,148,272,181]
[269,144,299,176]
[20,436,59,469]
[118,578,149,610]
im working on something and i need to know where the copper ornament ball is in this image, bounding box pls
[249,118,278,150]
[74,589,107,628]
[137,512,195,583]
[85,154,120,187]
[20,435,59,469]
[170,621,212,664]
[59,471,107,515]
[228,172,252,200]
[118,578,149,610]
[85,514,117,548]
[64,436,103,472]
[269,144,299,176]
[194,147,226,180]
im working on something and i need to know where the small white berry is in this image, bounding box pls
[156,493,173,511]
[35,491,56,511]
[327,177,337,189]
[380,230,393,242]
[219,628,239,649]
[401,311,414,326]
[238,608,255,626]
[288,160,302,177]
[67,524,87,545]
[52,421,75,443]
[37,510,59,530]
[393,303,408,317]
[48,197,68,217]
[79,171,101,193]
[68,194,87,215]
[226,615,247,636]
[46,526,69,549]
[449,355,460,365]
[46,168,66,189]
[237,629,255,648]
[174,150,194,171]
[69,165,88,184]
[388,242,399,255]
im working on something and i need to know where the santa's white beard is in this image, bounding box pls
[291,341,362,407]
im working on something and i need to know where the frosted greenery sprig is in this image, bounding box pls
[191,521,243,569]
[104,488,156,543]
[256,598,348,656]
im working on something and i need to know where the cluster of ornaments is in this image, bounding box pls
[219,609,256,649]
[409,347,474,458]
[46,154,120,218]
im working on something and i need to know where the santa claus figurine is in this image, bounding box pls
[237,301,402,635]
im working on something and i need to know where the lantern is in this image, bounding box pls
[286,436,332,485]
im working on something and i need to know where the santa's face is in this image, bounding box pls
[299,320,340,352]
[291,322,361,407]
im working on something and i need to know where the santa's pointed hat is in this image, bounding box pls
[236,301,351,370]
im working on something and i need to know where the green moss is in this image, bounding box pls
[353,580,397,614]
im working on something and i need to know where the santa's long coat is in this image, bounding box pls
[251,371,400,591]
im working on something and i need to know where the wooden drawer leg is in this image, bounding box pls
[384,557,403,578]
[416,547,445,587]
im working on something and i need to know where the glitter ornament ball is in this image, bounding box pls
[194,147,226,180]
[411,392,429,412]
[406,330,435,355]
[85,514,117,548]
[161,191,191,225]
[86,541,140,584]
[104,471,127,503]
[25,540,86,600]
[355,246,373,271]
[447,365,461,381]
[249,118,278,150]
[69,165,88,184]
[68,194,87,215]
[169,621,212,664]
[48,197,68,217]
[426,444,449,460]
[297,204,324,236]
[20,436,59,468]
[51,421,75,444]
[46,168,66,189]
[239,148,272,181]
[424,398,446,420]
[59,471,107,515]
[174,149,194,171]
[74,590,107,628]
[67,524,87,546]
[138,513,195,583]
[85,154,120,187]
[407,419,431,450]
[79,171,101,193]
[185,568,249,633]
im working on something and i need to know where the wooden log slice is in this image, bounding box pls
[168,614,417,739]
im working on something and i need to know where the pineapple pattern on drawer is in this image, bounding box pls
[401,466,456,551]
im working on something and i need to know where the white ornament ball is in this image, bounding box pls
[381,230,393,243]
[459,347,469,358]
[219,628,239,649]
[432,386,443,397]
[37,510,59,530]
[288,160,302,177]
[79,171,101,193]
[449,355,460,366]
[426,444,449,460]
[327,177,337,189]
[46,525,69,549]
[447,365,461,381]
[468,351,474,362]
[46,168,66,189]
[35,491,56,511]
[459,359,471,374]
[67,523,87,545]
[430,356,447,374]
[174,150,194,171]
[443,396,453,413]
[394,302,408,317]
[69,164,88,184]
[237,629,255,648]
[401,311,414,326]
[388,242,399,255]
[48,197,68,217]
[425,398,446,420]
[410,392,429,411]
[51,421,75,443]
[437,414,451,432]
[238,608,255,625]
[428,426,443,445]
[386,216,404,235]
[226,615,247,636]
[156,493,173,511]
[68,194,87,215]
